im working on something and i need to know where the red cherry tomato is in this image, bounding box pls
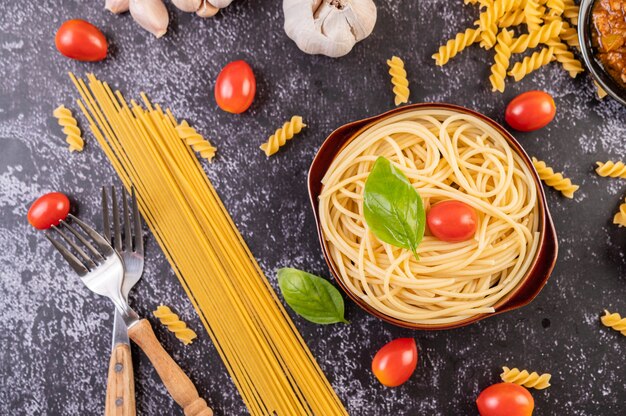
[55,19,107,62]
[505,90,556,132]
[371,338,418,387]
[476,383,534,416]
[214,60,256,114]
[427,200,478,242]
[27,192,71,230]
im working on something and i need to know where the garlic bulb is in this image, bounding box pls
[105,0,129,14]
[130,0,169,38]
[207,0,234,7]
[197,0,219,17]
[283,0,377,58]
[171,0,202,12]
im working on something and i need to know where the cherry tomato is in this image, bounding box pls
[476,383,534,416]
[27,192,71,230]
[505,90,556,132]
[427,200,478,242]
[55,19,107,62]
[371,338,418,387]
[214,60,256,114]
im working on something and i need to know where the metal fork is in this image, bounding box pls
[102,187,144,416]
[46,215,213,416]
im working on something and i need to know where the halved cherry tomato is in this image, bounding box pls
[505,90,556,132]
[476,383,534,416]
[371,338,418,387]
[427,200,477,242]
[214,60,256,114]
[27,192,71,230]
[55,19,107,62]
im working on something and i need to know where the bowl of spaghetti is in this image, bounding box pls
[308,104,558,330]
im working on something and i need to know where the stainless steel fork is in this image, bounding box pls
[102,187,144,416]
[47,215,213,416]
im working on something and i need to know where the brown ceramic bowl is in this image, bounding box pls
[308,103,558,330]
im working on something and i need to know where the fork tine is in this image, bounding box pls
[122,188,132,251]
[46,232,89,276]
[52,224,97,270]
[131,187,143,255]
[111,186,122,251]
[68,214,114,256]
[102,187,111,244]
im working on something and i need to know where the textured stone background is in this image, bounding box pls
[1,1,626,415]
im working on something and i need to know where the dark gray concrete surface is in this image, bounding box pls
[1,1,625,415]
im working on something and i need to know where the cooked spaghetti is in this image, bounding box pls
[319,108,540,325]
[69,73,347,416]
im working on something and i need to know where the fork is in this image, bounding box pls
[102,187,144,416]
[46,215,213,416]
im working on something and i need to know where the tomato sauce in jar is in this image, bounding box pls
[592,0,626,88]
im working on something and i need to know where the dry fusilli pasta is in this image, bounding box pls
[562,0,579,25]
[614,198,626,227]
[489,29,514,92]
[601,310,626,335]
[547,0,564,16]
[511,20,562,53]
[532,157,579,198]
[432,28,481,66]
[387,56,410,106]
[499,8,526,27]
[525,0,544,32]
[260,116,306,156]
[508,47,555,81]
[478,0,517,48]
[53,105,84,152]
[153,305,198,345]
[175,120,217,162]
[596,161,626,179]
[594,81,608,99]
[500,367,552,390]
[547,39,584,78]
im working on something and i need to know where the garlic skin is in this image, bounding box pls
[207,0,234,8]
[197,0,220,17]
[283,0,377,58]
[130,0,169,38]
[105,0,129,14]
[171,0,202,12]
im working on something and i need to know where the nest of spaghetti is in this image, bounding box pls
[318,108,541,326]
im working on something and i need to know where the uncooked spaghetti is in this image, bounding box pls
[69,73,347,416]
[319,108,540,325]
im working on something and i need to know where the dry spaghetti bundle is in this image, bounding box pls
[69,73,347,416]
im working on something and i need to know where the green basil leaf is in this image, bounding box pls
[363,156,425,257]
[277,268,349,325]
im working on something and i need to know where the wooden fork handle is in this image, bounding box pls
[128,319,213,416]
[105,343,136,416]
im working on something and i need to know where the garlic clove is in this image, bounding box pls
[207,0,233,8]
[197,0,220,18]
[105,0,129,14]
[283,0,377,58]
[171,0,202,12]
[130,0,169,38]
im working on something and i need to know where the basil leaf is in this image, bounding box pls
[277,268,349,325]
[363,156,425,257]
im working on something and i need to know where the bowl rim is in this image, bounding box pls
[307,103,559,330]
[578,0,626,106]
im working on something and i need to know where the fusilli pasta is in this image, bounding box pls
[511,20,562,53]
[499,8,526,27]
[500,367,552,389]
[53,105,84,152]
[596,161,626,179]
[546,0,564,16]
[153,305,198,345]
[478,0,517,48]
[601,310,626,335]
[175,120,217,162]
[387,56,410,106]
[547,39,584,78]
[532,157,579,198]
[563,0,579,25]
[490,29,514,92]
[525,0,544,32]
[594,81,608,99]
[614,198,626,227]
[432,28,481,66]
[508,47,555,81]
[260,116,306,156]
